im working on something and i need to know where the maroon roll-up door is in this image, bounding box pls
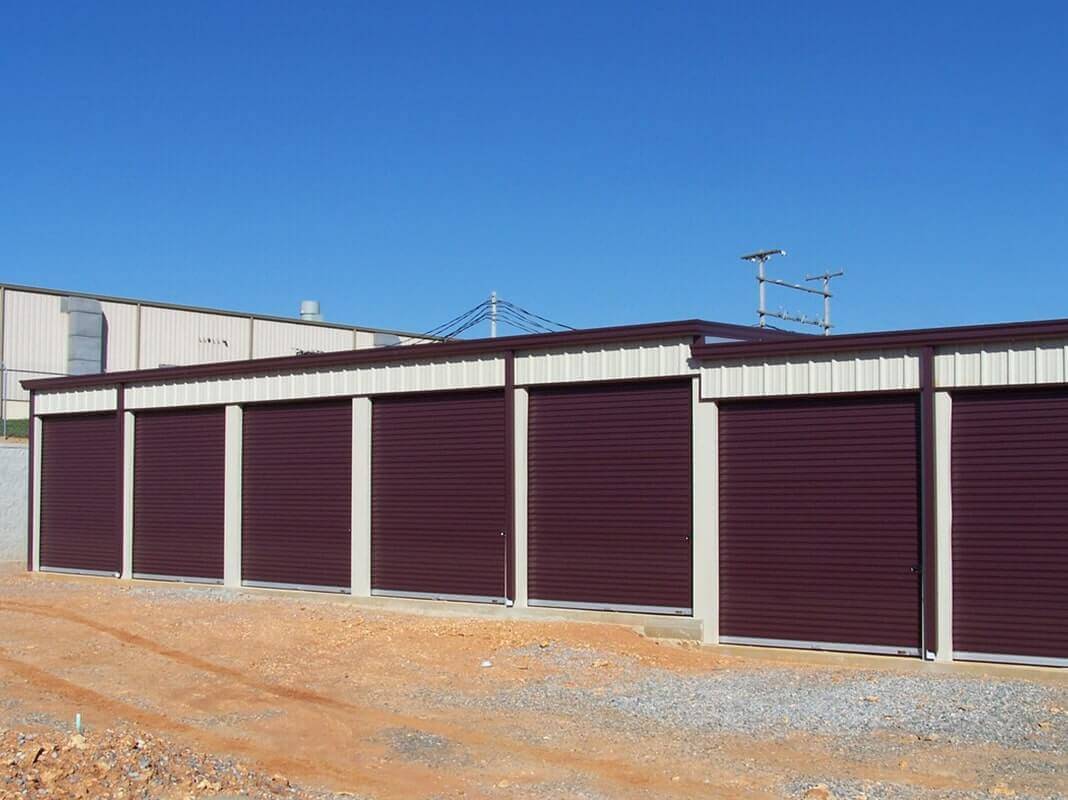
[39,413,120,575]
[528,381,692,613]
[952,389,1068,664]
[372,391,508,601]
[242,400,351,591]
[133,408,225,582]
[719,395,921,655]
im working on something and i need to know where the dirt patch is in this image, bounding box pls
[0,573,1064,799]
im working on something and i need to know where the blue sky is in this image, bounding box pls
[2,2,1066,337]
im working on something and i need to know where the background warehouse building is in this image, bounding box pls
[0,282,428,423]
[22,316,1068,668]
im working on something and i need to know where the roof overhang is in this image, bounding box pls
[23,318,800,392]
[690,317,1068,361]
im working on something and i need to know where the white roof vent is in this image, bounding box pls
[299,300,323,322]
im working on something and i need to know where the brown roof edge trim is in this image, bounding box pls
[690,317,1068,361]
[22,318,795,392]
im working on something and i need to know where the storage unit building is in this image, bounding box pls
[23,316,1068,668]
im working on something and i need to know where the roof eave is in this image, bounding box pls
[23,318,779,392]
[690,317,1068,361]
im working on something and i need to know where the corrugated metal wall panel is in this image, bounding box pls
[934,339,1068,388]
[372,391,508,599]
[133,408,225,580]
[527,381,692,611]
[3,291,68,405]
[98,301,139,372]
[139,306,251,369]
[701,350,921,399]
[251,319,354,359]
[39,413,120,573]
[516,339,697,386]
[242,400,352,589]
[35,388,117,415]
[124,356,505,409]
[719,395,921,652]
[951,389,1068,662]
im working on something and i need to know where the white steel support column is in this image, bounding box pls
[121,411,135,579]
[223,405,243,588]
[31,415,42,572]
[692,377,719,644]
[351,397,372,597]
[934,391,953,662]
[513,387,529,608]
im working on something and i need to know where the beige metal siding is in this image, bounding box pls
[251,318,355,359]
[98,301,139,371]
[700,349,921,399]
[4,290,68,381]
[35,387,118,415]
[138,307,252,369]
[515,339,697,386]
[934,339,1068,388]
[124,356,505,409]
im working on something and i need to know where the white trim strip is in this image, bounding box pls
[34,388,118,415]
[372,589,508,605]
[242,580,349,594]
[719,635,920,657]
[31,416,42,572]
[528,598,692,616]
[121,411,135,580]
[954,651,1067,669]
[40,566,118,578]
[132,573,223,585]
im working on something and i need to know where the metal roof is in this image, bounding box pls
[23,318,796,391]
[690,317,1068,360]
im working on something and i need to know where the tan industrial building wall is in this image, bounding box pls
[0,284,426,421]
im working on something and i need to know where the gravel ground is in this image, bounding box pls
[418,644,1068,798]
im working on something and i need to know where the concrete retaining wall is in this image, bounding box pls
[0,442,27,566]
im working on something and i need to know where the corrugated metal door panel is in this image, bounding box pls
[39,413,120,574]
[952,389,1068,663]
[372,391,507,600]
[528,381,692,612]
[133,408,225,581]
[719,395,921,652]
[242,400,351,590]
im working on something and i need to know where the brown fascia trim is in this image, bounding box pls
[22,318,800,392]
[691,317,1068,361]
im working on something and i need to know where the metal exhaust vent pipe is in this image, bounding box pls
[299,300,323,322]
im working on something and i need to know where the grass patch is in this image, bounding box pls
[1,418,28,438]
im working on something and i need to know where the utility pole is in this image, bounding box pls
[489,291,498,338]
[740,250,786,328]
[805,271,846,335]
[740,249,844,334]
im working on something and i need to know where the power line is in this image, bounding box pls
[497,299,576,332]
[419,294,575,340]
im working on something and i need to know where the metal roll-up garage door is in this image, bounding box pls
[952,389,1068,666]
[528,381,692,614]
[39,413,120,576]
[242,400,352,592]
[372,391,508,603]
[133,408,225,583]
[719,395,921,655]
